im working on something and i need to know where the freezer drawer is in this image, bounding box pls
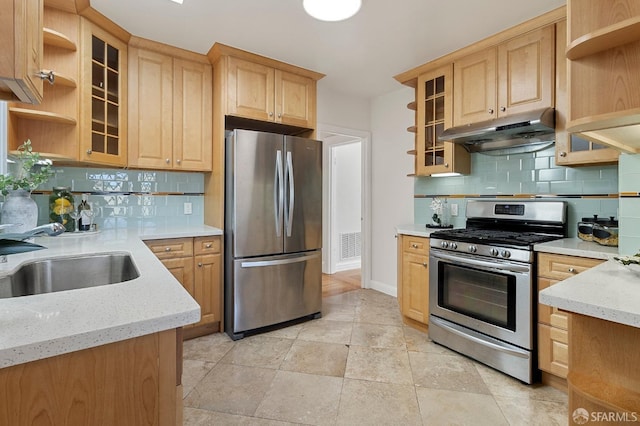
[228,250,321,338]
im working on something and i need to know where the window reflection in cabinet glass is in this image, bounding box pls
[570,134,609,152]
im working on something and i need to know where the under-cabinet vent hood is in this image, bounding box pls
[439,107,556,153]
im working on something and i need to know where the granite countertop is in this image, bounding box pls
[0,224,222,368]
[539,259,640,328]
[534,237,618,260]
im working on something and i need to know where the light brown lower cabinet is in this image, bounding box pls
[397,234,430,332]
[0,329,182,426]
[537,252,604,388]
[146,236,222,338]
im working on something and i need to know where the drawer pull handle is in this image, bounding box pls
[568,267,576,273]
[197,262,202,267]
[422,262,428,268]
[205,243,212,248]
[165,247,172,252]
[411,243,418,248]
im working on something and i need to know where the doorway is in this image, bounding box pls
[317,124,371,290]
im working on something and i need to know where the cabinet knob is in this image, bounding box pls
[166,158,170,164]
[500,106,506,112]
[568,267,576,273]
[197,262,203,267]
[86,149,92,155]
[559,152,567,157]
[205,243,212,248]
[176,159,181,164]
[37,70,55,85]
[411,243,418,248]
[165,247,172,252]
[269,112,274,117]
[444,163,449,168]
[422,262,428,268]
[488,108,494,114]
[278,113,282,118]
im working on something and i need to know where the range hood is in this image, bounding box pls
[439,107,556,153]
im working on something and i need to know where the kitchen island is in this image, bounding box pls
[539,258,640,422]
[0,225,221,425]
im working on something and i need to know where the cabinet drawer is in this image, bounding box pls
[402,236,429,255]
[194,236,221,255]
[537,277,569,329]
[538,252,604,280]
[145,238,194,259]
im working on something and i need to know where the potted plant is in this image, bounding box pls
[0,140,54,233]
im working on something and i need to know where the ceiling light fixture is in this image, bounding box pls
[169,0,183,4]
[303,0,361,22]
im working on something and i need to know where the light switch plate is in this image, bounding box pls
[450,203,458,216]
[183,202,192,215]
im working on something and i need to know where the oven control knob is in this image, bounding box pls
[501,250,511,258]
[450,243,458,250]
[468,245,477,253]
[440,241,449,249]
[490,248,499,256]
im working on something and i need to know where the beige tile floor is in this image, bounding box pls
[182,289,568,425]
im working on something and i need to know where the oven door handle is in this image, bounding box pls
[430,250,530,274]
[430,316,529,359]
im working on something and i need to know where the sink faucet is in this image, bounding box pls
[0,223,66,263]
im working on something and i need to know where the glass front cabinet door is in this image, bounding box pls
[415,65,469,176]
[80,18,127,166]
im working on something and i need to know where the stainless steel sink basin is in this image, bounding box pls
[0,252,139,298]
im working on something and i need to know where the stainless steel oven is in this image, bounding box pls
[428,200,566,384]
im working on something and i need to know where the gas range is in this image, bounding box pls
[429,200,567,263]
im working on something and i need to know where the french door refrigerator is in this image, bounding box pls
[224,129,322,340]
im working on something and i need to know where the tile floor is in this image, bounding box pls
[182,289,568,425]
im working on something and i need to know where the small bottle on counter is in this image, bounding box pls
[77,193,92,231]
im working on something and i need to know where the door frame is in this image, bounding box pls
[318,123,371,289]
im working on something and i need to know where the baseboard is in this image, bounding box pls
[368,279,397,298]
[335,259,361,272]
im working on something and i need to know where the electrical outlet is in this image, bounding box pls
[183,202,192,215]
[450,203,459,216]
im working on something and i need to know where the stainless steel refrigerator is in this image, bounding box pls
[224,129,322,340]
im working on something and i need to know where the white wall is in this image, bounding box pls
[369,87,415,296]
[317,83,371,131]
[335,142,361,234]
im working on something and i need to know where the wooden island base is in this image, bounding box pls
[568,314,640,425]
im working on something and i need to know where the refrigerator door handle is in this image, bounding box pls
[285,151,295,237]
[241,253,319,268]
[275,150,284,237]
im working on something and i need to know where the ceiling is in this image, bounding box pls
[90,0,566,100]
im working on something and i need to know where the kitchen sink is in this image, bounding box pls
[0,252,139,298]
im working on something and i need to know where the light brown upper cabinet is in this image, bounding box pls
[0,0,44,104]
[79,18,128,167]
[554,19,619,166]
[453,25,555,126]
[128,39,212,171]
[565,0,640,154]
[7,6,79,160]
[227,56,317,129]
[414,65,469,176]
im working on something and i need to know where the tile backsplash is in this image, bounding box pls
[414,146,620,238]
[31,166,205,230]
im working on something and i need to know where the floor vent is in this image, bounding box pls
[340,232,361,261]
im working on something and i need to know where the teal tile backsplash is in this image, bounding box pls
[31,166,205,230]
[619,154,640,255]
[414,146,620,238]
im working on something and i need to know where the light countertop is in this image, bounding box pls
[0,224,222,368]
[534,237,618,260]
[539,259,640,328]
[396,224,448,238]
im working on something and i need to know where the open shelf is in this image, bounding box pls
[407,126,417,133]
[41,70,77,88]
[407,149,417,155]
[566,16,640,60]
[9,107,77,125]
[569,372,640,415]
[407,101,417,111]
[43,27,77,51]
[567,109,640,154]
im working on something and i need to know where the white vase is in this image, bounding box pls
[1,189,38,234]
